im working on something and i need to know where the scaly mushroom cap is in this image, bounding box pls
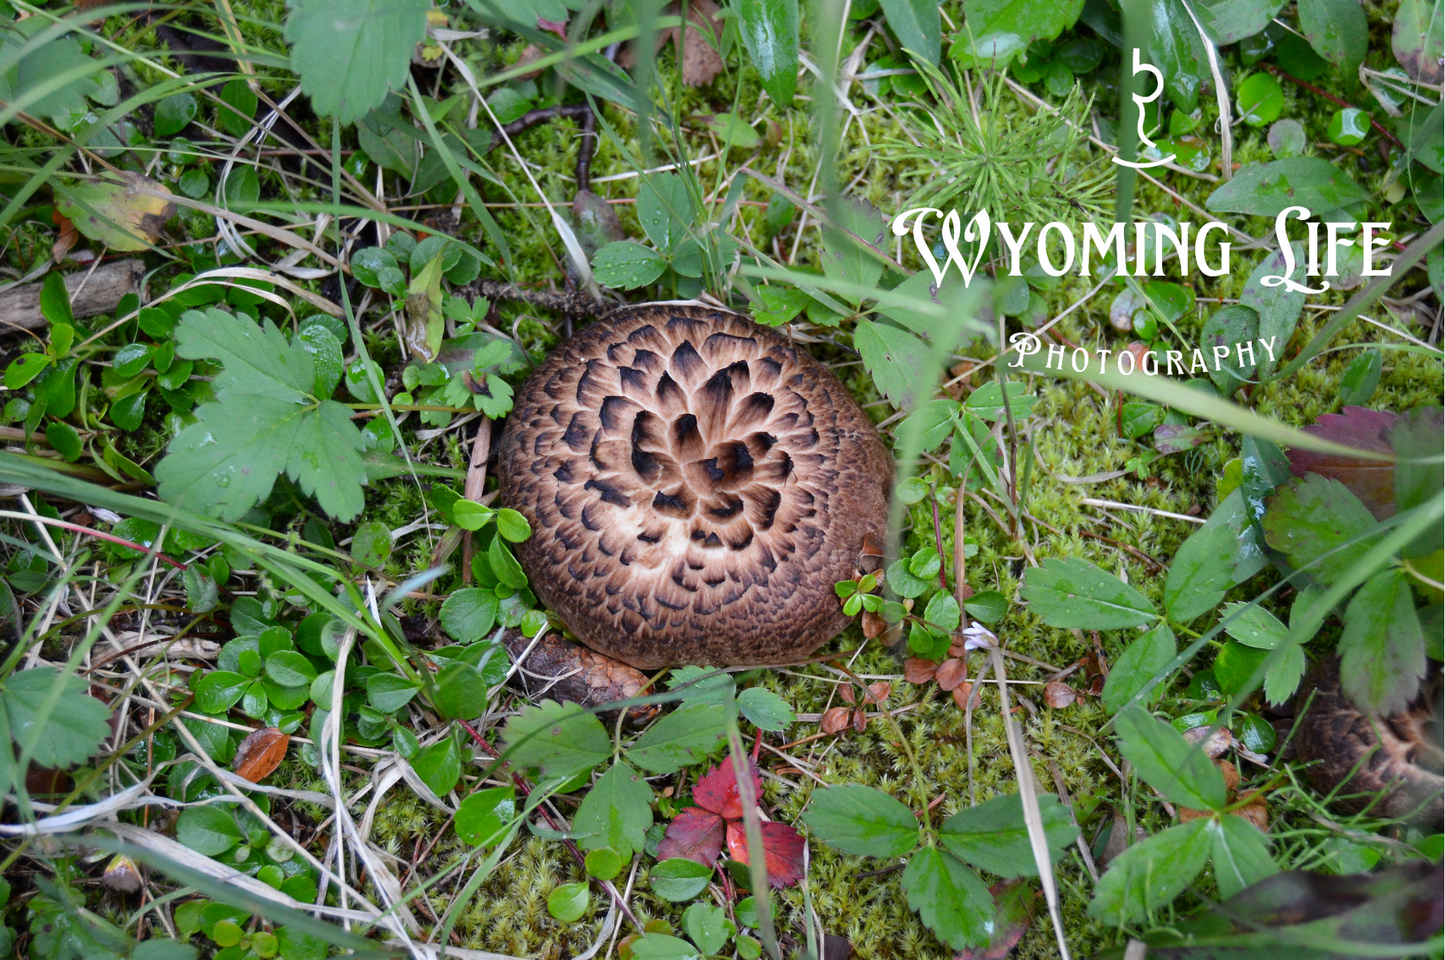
[1296,657,1443,827]
[497,303,892,669]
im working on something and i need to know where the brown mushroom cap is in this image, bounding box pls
[1295,657,1443,827]
[497,303,892,669]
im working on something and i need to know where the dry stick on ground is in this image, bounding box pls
[0,259,145,334]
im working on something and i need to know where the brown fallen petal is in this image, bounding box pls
[1182,725,1235,759]
[102,854,143,894]
[233,727,290,783]
[1042,681,1077,709]
[501,628,655,722]
[820,706,851,734]
[951,681,977,711]
[903,658,938,684]
[935,658,969,692]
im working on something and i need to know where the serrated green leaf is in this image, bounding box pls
[592,241,667,290]
[1115,706,1227,812]
[801,784,919,858]
[901,847,993,951]
[3,668,111,769]
[737,687,795,731]
[854,320,932,410]
[1208,814,1276,899]
[1339,568,1426,715]
[1164,489,1266,621]
[1087,819,1212,925]
[1102,624,1176,714]
[1021,557,1157,629]
[1262,474,1380,584]
[573,761,653,859]
[283,0,431,125]
[938,792,1078,877]
[501,700,610,779]
[626,702,729,773]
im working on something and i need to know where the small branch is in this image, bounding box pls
[1263,64,1406,152]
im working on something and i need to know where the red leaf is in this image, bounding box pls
[656,807,725,866]
[692,758,761,820]
[233,727,289,783]
[1288,407,1398,519]
[725,820,806,889]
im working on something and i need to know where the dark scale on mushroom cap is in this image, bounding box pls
[497,304,892,669]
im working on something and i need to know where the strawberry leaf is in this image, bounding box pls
[656,807,726,866]
[1287,406,1398,520]
[725,820,806,889]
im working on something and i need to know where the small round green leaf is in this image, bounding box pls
[455,786,516,846]
[1236,74,1283,126]
[547,881,590,922]
[1327,107,1370,146]
[584,847,624,880]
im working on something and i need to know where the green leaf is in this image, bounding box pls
[366,672,420,713]
[1196,0,1284,43]
[217,77,258,137]
[45,422,81,463]
[350,521,393,568]
[192,670,251,713]
[1338,349,1381,406]
[878,0,940,64]
[1201,305,1260,392]
[0,19,99,122]
[854,320,932,410]
[1220,602,1288,649]
[650,858,713,901]
[573,762,654,859]
[454,786,516,846]
[440,588,500,642]
[633,934,702,959]
[1205,157,1370,218]
[585,847,624,880]
[501,700,611,779]
[964,590,1008,623]
[1392,408,1444,557]
[297,325,344,399]
[737,687,795,731]
[682,902,729,956]
[1102,624,1176,714]
[1087,819,1212,925]
[900,847,993,951]
[938,792,1078,877]
[1298,0,1368,77]
[156,309,367,522]
[432,661,488,720]
[494,508,532,543]
[154,93,197,138]
[801,784,919,858]
[1339,568,1426,715]
[1208,815,1277,899]
[54,174,176,252]
[1146,0,1210,112]
[950,0,1084,67]
[176,805,243,857]
[547,882,589,922]
[1115,706,1227,812]
[1262,474,1380,585]
[265,651,317,687]
[1236,73,1284,126]
[626,702,729,774]
[637,174,694,253]
[592,241,667,290]
[1263,641,1307,705]
[2,668,111,768]
[411,734,461,796]
[5,353,51,389]
[735,0,799,103]
[39,273,72,327]
[1241,246,1307,378]
[1020,557,1157,630]
[283,0,431,125]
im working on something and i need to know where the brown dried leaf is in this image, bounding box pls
[55,172,175,252]
[1218,759,1241,793]
[865,681,891,704]
[674,0,724,86]
[52,211,78,262]
[1042,681,1077,709]
[851,708,868,732]
[955,881,1035,960]
[935,658,969,692]
[903,658,938,684]
[951,681,977,711]
[1287,407,1398,520]
[820,706,851,734]
[838,684,855,705]
[233,727,289,783]
[1235,796,1269,832]
[102,854,143,894]
[1182,725,1235,760]
[861,609,886,639]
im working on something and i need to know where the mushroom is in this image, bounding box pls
[497,303,892,669]
[1295,657,1443,827]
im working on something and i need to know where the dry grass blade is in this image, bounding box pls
[989,644,1072,960]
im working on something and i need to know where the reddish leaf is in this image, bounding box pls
[955,881,1035,960]
[233,727,289,783]
[656,807,726,866]
[725,820,806,889]
[1288,407,1398,519]
[951,682,978,711]
[903,658,938,684]
[865,681,891,704]
[536,16,567,37]
[820,706,851,734]
[1042,681,1076,708]
[935,658,969,691]
[692,758,762,820]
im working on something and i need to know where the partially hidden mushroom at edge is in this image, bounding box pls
[497,302,893,669]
